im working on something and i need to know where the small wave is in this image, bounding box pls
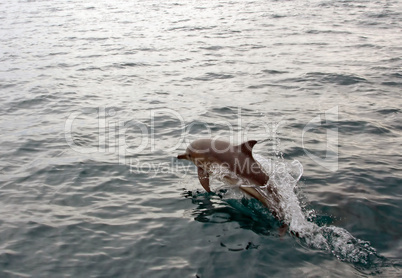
[304,72,367,86]
[192,72,234,81]
[6,94,51,113]
[199,46,225,51]
[271,14,287,19]
[306,29,352,35]
[390,72,402,79]
[261,69,288,75]
[109,62,150,69]
[338,120,392,135]
[376,108,400,115]
[167,26,216,32]
[381,81,402,87]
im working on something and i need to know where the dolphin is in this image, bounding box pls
[177,139,285,222]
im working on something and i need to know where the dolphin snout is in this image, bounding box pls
[177,153,187,160]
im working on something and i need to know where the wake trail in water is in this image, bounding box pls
[254,154,385,271]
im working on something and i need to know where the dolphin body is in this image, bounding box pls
[177,139,285,222]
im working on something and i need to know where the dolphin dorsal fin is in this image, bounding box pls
[236,140,257,156]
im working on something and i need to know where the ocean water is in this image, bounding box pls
[0,0,401,277]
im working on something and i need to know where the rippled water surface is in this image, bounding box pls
[1,0,401,277]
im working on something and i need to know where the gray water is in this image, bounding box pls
[1,0,401,277]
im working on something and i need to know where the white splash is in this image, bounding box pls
[202,152,379,265]
[253,154,379,265]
